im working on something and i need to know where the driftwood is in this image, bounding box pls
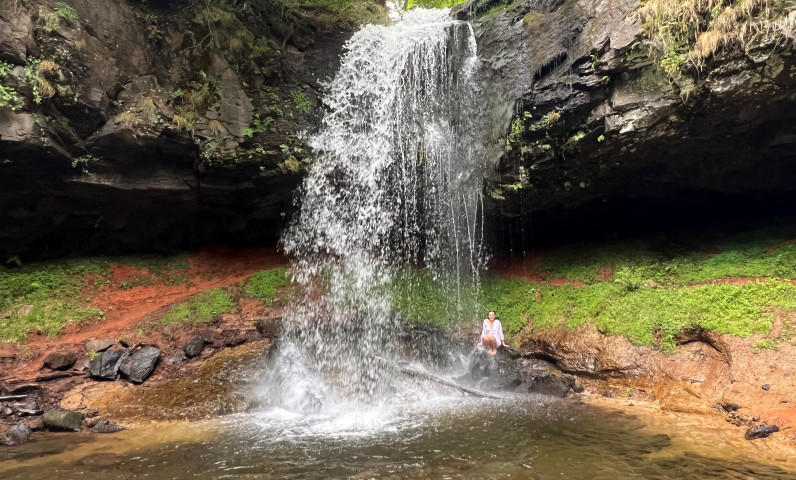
[400,365,501,399]
[0,395,27,401]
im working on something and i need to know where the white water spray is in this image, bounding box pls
[267,9,504,411]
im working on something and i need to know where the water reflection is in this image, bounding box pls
[2,398,794,479]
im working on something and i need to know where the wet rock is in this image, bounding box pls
[255,317,282,338]
[86,339,116,353]
[90,348,128,380]
[0,406,12,418]
[91,419,125,434]
[42,407,84,432]
[527,372,575,397]
[84,408,99,418]
[720,402,741,412]
[520,325,645,376]
[745,423,779,440]
[762,384,771,391]
[183,335,205,359]
[1,424,32,446]
[119,345,160,383]
[727,411,758,427]
[44,350,78,370]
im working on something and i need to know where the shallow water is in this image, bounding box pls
[2,397,794,479]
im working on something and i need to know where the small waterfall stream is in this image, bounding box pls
[268,9,505,410]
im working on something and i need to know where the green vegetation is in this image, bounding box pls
[160,288,236,326]
[291,89,312,114]
[0,61,23,111]
[55,2,78,21]
[639,0,794,78]
[406,0,467,9]
[0,259,109,342]
[393,226,796,351]
[245,268,289,304]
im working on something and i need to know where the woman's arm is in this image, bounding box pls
[496,320,505,346]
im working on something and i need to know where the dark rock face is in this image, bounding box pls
[119,345,160,383]
[42,407,84,432]
[1,423,32,446]
[0,0,377,260]
[183,335,205,359]
[43,350,78,370]
[456,0,796,251]
[89,348,127,380]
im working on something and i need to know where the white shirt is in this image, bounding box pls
[481,319,504,346]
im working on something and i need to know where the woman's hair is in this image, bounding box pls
[488,310,496,315]
[482,335,497,351]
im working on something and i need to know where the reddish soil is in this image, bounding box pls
[6,246,288,382]
[492,252,544,282]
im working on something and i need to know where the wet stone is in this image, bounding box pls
[183,335,205,359]
[91,419,125,434]
[255,317,282,338]
[119,345,160,383]
[86,339,116,353]
[90,348,128,380]
[1,423,31,446]
[745,423,779,440]
[42,407,84,432]
[762,384,771,391]
[44,350,78,370]
[1,384,40,395]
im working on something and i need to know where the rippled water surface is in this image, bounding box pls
[2,398,794,479]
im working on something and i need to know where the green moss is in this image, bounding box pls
[538,227,796,286]
[406,0,467,9]
[523,12,540,23]
[160,288,236,326]
[0,258,110,342]
[245,268,288,304]
[390,269,456,327]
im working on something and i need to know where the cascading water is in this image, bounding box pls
[266,8,506,412]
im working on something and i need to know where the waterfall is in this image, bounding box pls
[267,9,503,411]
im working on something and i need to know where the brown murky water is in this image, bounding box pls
[1,397,794,479]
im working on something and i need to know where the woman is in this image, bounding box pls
[479,310,504,355]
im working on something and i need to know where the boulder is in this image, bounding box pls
[255,317,282,338]
[42,407,84,432]
[183,335,205,359]
[43,350,78,370]
[119,345,160,383]
[1,423,32,446]
[520,325,647,376]
[86,338,116,353]
[89,348,128,380]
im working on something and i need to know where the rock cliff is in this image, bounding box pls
[0,0,384,258]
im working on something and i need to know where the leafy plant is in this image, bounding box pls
[291,89,312,113]
[55,2,78,21]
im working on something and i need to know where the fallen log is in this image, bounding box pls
[400,366,502,399]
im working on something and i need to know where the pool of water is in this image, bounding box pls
[1,397,794,479]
